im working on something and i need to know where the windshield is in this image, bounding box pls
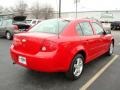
[29,19,69,34]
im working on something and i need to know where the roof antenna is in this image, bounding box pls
[56,0,61,39]
[57,20,60,39]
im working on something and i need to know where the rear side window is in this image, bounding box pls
[92,23,104,35]
[76,24,83,35]
[2,20,7,26]
[2,19,12,26]
[80,22,93,36]
[6,19,12,25]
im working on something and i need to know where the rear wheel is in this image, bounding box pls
[111,26,113,30]
[113,26,116,30]
[65,54,84,80]
[6,32,12,40]
[107,42,114,56]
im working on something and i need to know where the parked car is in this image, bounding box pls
[111,21,120,30]
[10,19,114,80]
[0,16,30,40]
[26,19,42,26]
[101,21,111,30]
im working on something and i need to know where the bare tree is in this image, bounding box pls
[11,0,27,16]
[31,2,54,19]
[41,5,54,19]
[3,8,12,14]
[31,2,41,19]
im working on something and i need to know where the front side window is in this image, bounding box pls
[92,23,104,35]
[29,19,69,34]
[80,22,93,36]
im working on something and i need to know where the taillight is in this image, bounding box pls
[40,40,57,52]
[13,36,22,46]
[13,25,18,30]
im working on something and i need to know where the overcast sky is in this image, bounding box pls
[0,0,120,12]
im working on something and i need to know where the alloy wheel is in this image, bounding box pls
[73,57,83,77]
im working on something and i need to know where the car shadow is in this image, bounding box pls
[14,55,114,90]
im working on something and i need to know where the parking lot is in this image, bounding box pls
[0,30,120,90]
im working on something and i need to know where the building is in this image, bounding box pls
[53,10,120,22]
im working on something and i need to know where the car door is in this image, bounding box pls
[78,21,98,62]
[0,20,7,36]
[0,19,3,36]
[91,22,109,55]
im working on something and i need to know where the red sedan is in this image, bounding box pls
[10,19,114,80]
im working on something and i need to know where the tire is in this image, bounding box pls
[6,32,12,40]
[111,26,113,30]
[115,26,118,30]
[65,54,84,80]
[111,27,113,30]
[107,42,114,56]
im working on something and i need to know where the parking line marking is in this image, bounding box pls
[80,55,119,90]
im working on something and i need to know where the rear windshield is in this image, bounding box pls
[29,19,69,34]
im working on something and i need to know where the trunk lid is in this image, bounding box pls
[13,16,26,21]
[13,33,57,54]
[12,16,30,31]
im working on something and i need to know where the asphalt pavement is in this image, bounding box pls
[0,31,120,90]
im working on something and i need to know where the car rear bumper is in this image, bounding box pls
[10,45,69,72]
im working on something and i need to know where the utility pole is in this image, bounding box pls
[59,0,61,18]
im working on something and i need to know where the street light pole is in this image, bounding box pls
[75,0,80,18]
[76,0,78,18]
[59,0,61,18]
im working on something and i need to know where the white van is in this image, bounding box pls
[26,19,42,26]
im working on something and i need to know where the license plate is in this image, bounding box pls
[18,56,27,65]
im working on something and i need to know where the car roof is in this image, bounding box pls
[47,18,95,21]
[31,18,96,23]
[62,18,96,23]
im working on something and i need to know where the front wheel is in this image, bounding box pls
[65,54,84,80]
